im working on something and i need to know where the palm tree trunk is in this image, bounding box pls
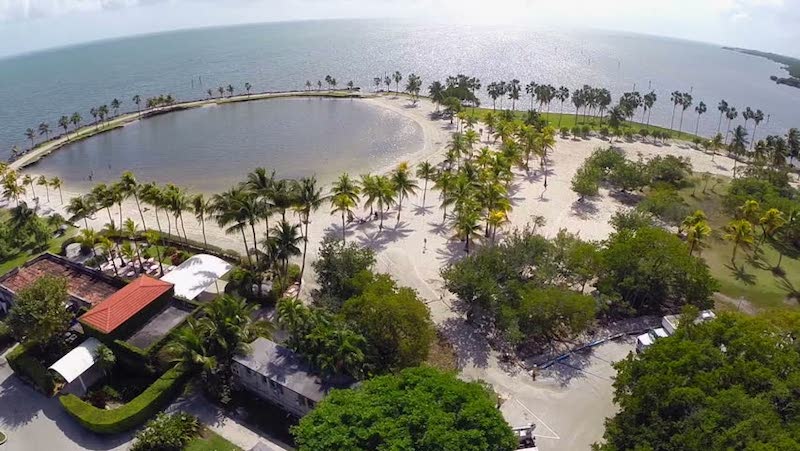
[118,203,123,228]
[717,112,723,134]
[341,212,346,244]
[106,207,114,225]
[670,105,677,130]
[58,188,63,204]
[695,115,701,136]
[134,194,147,230]
[179,213,188,244]
[250,222,260,264]
[134,243,144,272]
[298,221,310,295]
[396,195,403,223]
[240,228,252,266]
[200,217,208,249]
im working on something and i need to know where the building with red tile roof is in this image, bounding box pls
[80,275,174,336]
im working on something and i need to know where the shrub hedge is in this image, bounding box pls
[6,343,56,395]
[59,365,189,434]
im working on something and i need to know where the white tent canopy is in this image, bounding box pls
[160,254,232,300]
[49,337,101,383]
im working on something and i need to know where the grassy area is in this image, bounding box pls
[184,428,242,451]
[678,176,800,311]
[0,226,76,276]
[472,107,700,142]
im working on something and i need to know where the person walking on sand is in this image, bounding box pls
[423,238,427,253]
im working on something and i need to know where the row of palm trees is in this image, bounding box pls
[0,165,64,207]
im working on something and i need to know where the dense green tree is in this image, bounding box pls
[311,237,375,308]
[6,275,71,348]
[597,226,718,314]
[342,273,435,372]
[293,366,516,451]
[598,312,800,451]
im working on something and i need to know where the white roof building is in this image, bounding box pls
[160,254,232,301]
[48,337,104,395]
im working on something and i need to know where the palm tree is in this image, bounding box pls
[120,171,147,231]
[192,194,212,249]
[487,210,509,244]
[98,237,119,277]
[393,71,403,93]
[454,207,481,253]
[716,100,729,135]
[49,176,63,203]
[200,295,273,362]
[508,79,521,111]
[295,177,324,289]
[536,126,557,188]
[556,86,570,127]
[694,101,707,136]
[2,173,24,207]
[270,179,297,223]
[164,320,215,372]
[434,170,456,223]
[144,230,165,276]
[246,167,276,238]
[669,91,682,130]
[164,184,191,244]
[226,84,234,97]
[89,107,99,128]
[787,128,800,165]
[58,116,70,139]
[729,125,749,177]
[38,122,50,141]
[759,208,785,245]
[123,218,145,270]
[78,228,101,269]
[207,89,214,99]
[67,195,94,229]
[415,161,436,209]
[686,221,711,255]
[525,81,538,110]
[724,219,754,263]
[212,186,256,265]
[725,107,738,144]
[70,112,82,134]
[677,93,692,133]
[264,220,302,289]
[372,175,395,230]
[36,175,49,203]
[391,163,418,223]
[133,95,141,116]
[306,80,313,91]
[218,86,224,97]
[25,128,35,149]
[111,98,121,117]
[22,174,36,199]
[329,173,360,244]
[98,105,109,124]
[750,109,765,149]
[244,82,252,95]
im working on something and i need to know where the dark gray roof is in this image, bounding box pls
[234,337,355,402]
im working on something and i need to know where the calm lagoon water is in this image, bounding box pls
[29,97,423,192]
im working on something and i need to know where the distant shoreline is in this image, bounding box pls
[724,46,800,89]
[8,89,365,171]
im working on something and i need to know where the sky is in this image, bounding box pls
[0,0,797,59]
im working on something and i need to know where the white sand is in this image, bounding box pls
[13,96,739,450]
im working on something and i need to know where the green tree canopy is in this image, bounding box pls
[598,312,800,450]
[6,275,71,347]
[311,237,375,309]
[293,366,517,451]
[342,273,435,372]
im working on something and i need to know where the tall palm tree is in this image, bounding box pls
[724,219,754,263]
[729,125,749,177]
[372,175,395,230]
[694,101,707,136]
[49,176,63,203]
[677,93,692,133]
[70,112,82,133]
[246,167,276,239]
[750,109,765,150]
[329,173,360,243]
[123,218,145,270]
[58,116,70,139]
[393,71,403,93]
[110,98,121,117]
[132,95,141,116]
[434,170,456,223]
[67,195,94,229]
[22,174,36,199]
[759,208,785,245]
[508,79,521,111]
[163,320,216,372]
[213,186,255,265]
[192,193,213,249]
[98,237,119,277]
[244,82,252,95]
[144,230,165,276]
[25,128,36,149]
[164,184,190,244]
[36,175,49,203]
[38,122,50,141]
[725,107,738,144]
[391,163,418,223]
[120,171,147,231]
[415,161,436,209]
[226,84,234,97]
[716,100,728,135]
[269,179,297,222]
[2,173,24,207]
[264,220,302,289]
[200,295,273,362]
[295,177,325,289]
[686,221,711,255]
[454,207,481,253]
[78,228,101,269]
[536,126,557,188]
[556,86,570,127]
[140,183,167,242]
[669,91,682,130]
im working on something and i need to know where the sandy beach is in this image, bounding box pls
[11,95,739,450]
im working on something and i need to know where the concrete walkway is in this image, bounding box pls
[169,394,292,451]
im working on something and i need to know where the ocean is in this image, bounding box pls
[0,19,797,175]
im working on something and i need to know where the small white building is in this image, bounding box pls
[232,338,355,417]
[160,254,232,301]
[48,337,104,396]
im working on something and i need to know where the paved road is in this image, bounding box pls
[0,350,133,451]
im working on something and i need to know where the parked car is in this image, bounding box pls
[636,310,716,353]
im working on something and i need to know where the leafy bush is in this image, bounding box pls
[311,237,376,310]
[287,263,301,284]
[0,321,14,351]
[600,127,610,139]
[560,126,570,137]
[638,185,690,224]
[581,125,591,136]
[59,365,189,434]
[646,155,692,187]
[131,412,199,451]
[571,125,582,137]
[86,385,122,408]
[6,343,56,395]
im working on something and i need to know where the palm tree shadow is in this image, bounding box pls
[522,171,543,184]
[438,317,490,369]
[776,277,800,301]
[725,262,757,286]
[428,220,450,237]
[355,222,413,252]
[411,203,434,217]
[570,199,599,219]
[435,239,466,265]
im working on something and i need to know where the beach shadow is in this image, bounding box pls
[435,239,466,265]
[522,171,542,185]
[428,220,450,237]
[355,222,413,252]
[544,349,595,387]
[608,191,643,206]
[570,199,599,219]
[411,203,434,217]
[726,262,757,286]
[438,317,490,369]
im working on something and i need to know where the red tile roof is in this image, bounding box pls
[80,276,173,334]
[0,254,120,305]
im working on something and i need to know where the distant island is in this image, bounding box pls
[725,46,800,89]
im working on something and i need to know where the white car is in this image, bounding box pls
[636,327,669,353]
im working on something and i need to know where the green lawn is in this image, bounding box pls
[184,429,241,451]
[679,177,800,311]
[0,226,77,276]
[472,107,701,142]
